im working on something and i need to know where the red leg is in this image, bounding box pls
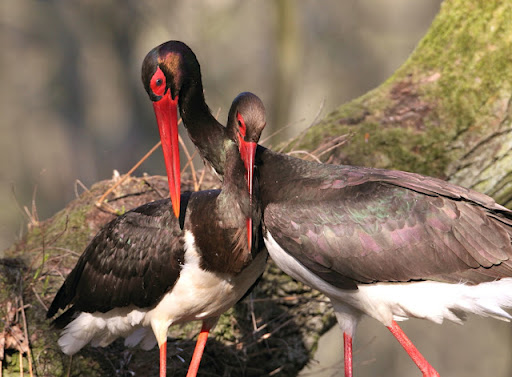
[186,323,210,377]
[160,341,167,377]
[387,321,440,377]
[343,332,353,377]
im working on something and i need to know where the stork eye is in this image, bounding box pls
[236,113,247,137]
[150,67,167,97]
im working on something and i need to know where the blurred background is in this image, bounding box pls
[8,2,511,377]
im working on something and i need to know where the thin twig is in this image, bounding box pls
[269,366,284,376]
[97,201,121,215]
[286,150,322,163]
[19,293,34,377]
[311,134,350,160]
[32,216,68,280]
[243,315,296,350]
[214,107,221,120]
[260,122,297,146]
[142,176,167,199]
[197,167,208,190]
[14,305,31,314]
[31,287,48,312]
[178,134,199,191]
[22,183,39,229]
[247,310,290,337]
[74,179,90,199]
[95,140,161,207]
[66,356,72,377]
[260,317,295,341]
[248,294,258,332]
[30,185,39,226]
[290,99,326,152]
[95,116,187,207]
[273,118,308,152]
[311,98,326,127]
[10,185,36,226]
[316,140,347,160]
[181,149,198,172]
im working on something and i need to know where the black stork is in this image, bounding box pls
[141,40,512,377]
[46,92,267,377]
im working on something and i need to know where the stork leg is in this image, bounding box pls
[387,321,440,377]
[159,341,167,377]
[343,332,353,377]
[185,323,211,377]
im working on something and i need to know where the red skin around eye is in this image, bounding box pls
[150,67,166,97]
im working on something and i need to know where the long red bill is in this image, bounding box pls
[153,92,181,217]
[239,140,257,251]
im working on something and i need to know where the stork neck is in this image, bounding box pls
[179,84,227,176]
[218,140,250,217]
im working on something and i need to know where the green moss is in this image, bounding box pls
[8,201,94,261]
[212,308,238,342]
[406,1,512,135]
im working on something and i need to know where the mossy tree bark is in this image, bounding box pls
[1,0,511,376]
[290,0,512,207]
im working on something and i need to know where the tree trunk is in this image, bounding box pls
[2,1,511,376]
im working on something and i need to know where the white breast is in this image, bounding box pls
[147,231,266,326]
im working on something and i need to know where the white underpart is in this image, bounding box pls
[265,231,512,337]
[58,230,267,355]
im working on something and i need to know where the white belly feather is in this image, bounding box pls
[58,230,267,355]
[264,231,512,333]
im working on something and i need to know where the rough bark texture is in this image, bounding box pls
[1,0,512,376]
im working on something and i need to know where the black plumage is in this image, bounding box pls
[258,154,512,287]
[48,197,185,321]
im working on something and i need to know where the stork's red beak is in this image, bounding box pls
[239,140,257,251]
[153,92,181,217]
